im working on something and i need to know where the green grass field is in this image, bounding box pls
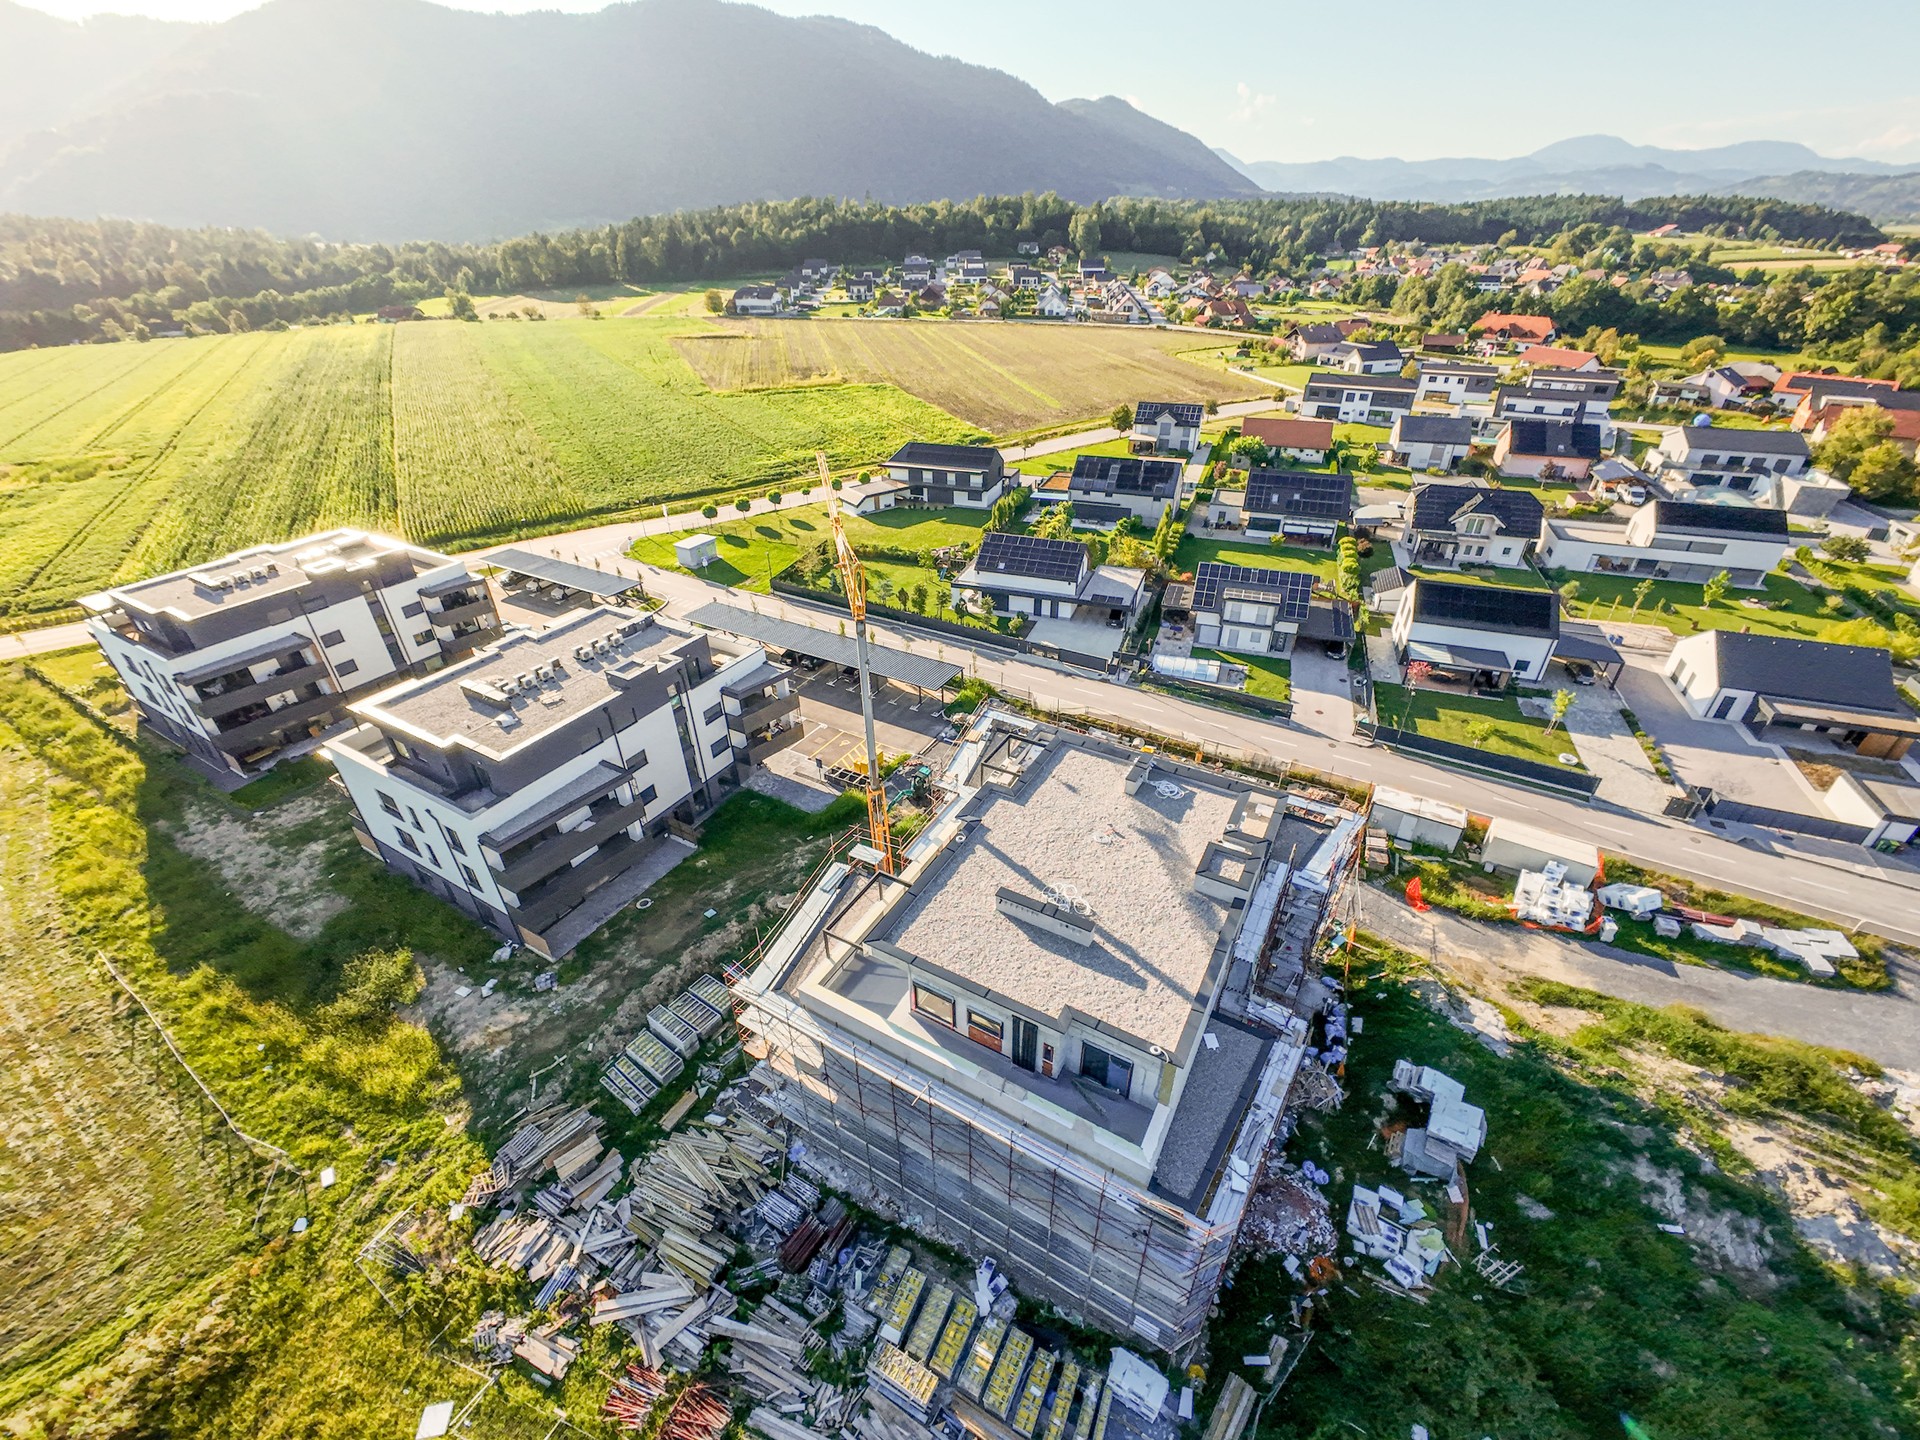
[1193,646,1291,701]
[629,501,988,593]
[1553,568,1841,639]
[1374,682,1585,769]
[0,319,984,622]
[1171,533,1338,583]
[1010,435,1136,479]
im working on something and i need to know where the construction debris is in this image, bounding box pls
[1346,1182,1451,1292]
[1511,862,1595,930]
[1390,1060,1486,1179]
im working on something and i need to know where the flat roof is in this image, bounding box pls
[486,548,644,598]
[683,601,961,691]
[877,738,1247,1053]
[354,608,697,758]
[101,528,443,621]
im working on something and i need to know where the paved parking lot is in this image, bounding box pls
[788,667,952,774]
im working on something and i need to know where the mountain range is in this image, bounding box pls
[1217,135,1920,217]
[0,0,1260,241]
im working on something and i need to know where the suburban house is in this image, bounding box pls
[1493,384,1588,425]
[1691,363,1780,409]
[1036,283,1077,318]
[1287,321,1362,361]
[1524,367,1622,426]
[873,290,906,316]
[1665,631,1920,759]
[82,529,498,779]
[882,442,1010,509]
[327,608,787,958]
[1389,415,1476,472]
[1390,578,1560,688]
[1515,344,1599,371]
[842,475,909,515]
[1132,400,1203,454]
[1097,281,1154,324]
[1194,296,1255,327]
[1008,264,1044,291]
[1063,454,1182,526]
[1185,561,1316,654]
[1229,273,1264,297]
[1775,371,1897,417]
[1207,469,1353,544]
[953,532,1144,628]
[1805,397,1920,456]
[901,254,934,286]
[1240,415,1337,465]
[731,285,783,315]
[1143,268,1177,298]
[1415,360,1500,412]
[1301,373,1417,425]
[1539,499,1791,587]
[1492,418,1604,481]
[799,258,837,284]
[1424,332,1469,352]
[1328,340,1405,375]
[845,270,882,301]
[1079,259,1109,283]
[1647,426,1811,492]
[1017,240,1041,256]
[1471,313,1557,349]
[1404,482,1543,567]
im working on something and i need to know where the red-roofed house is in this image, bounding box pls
[1239,416,1338,464]
[1646,223,1682,238]
[1805,403,1920,457]
[1472,313,1557,350]
[1516,344,1600,372]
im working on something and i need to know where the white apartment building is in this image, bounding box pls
[327,606,795,957]
[80,529,498,779]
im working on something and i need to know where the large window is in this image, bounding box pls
[1080,1041,1134,1097]
[911,984,956,1029]
[967,1011,1003,1051]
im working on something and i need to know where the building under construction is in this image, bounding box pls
[733,709,1362,1352]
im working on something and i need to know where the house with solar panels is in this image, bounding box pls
[1186,562,1317,655]
[1061,454,1182,526]
[953,532,1146,630]
[1389,577,1560,689]
[1204,469,1353,545]
[1131,401,1203,454]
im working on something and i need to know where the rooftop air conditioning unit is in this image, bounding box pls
[604,632,622,649]
[533,664,551,681]
[515,673,533,689]
[218,575,235,589]
[573,645,590,661]
[252,567,268,581]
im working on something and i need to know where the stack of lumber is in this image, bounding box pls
[1203,1375,1256,1440]
[716,1298,819,1401]
[868,1342,940,1424]
[747,1409,835,1440]
[661,1383,733,1440]
[462,1103,600,1205]
[603,1365,669,1431]
[626,1114,779,1242]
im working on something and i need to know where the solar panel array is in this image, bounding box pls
[1411,578,1557,634]
[1135,401,1204,426]
[1244,469,1354,519]
[974,531,1087,582]
[1069,454,1180,496]
[1191,562,1314,620]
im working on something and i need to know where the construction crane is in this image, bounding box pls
[819,452,898,875]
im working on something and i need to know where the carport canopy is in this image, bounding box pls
[484,548,644,599]
[684,601,962,691]
[1554,626,1625,684]
[1753,696,1920,736]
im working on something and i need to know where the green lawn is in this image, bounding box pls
[1193,646,1292,702]
[1374,682,1585,769]
[1414,562,1552,591]
[630,502,988,592]
[1551,567,1841,640]
[1010,435,1137,478]
[1170,533,1337,584]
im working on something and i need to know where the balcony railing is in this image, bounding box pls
[208,692,341,754]
[190,660,320,715]
[732,691,800,733]
[492,793,650,894]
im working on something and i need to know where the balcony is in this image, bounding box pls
[746,724,807,764]
[208,692,342,755]
[732,690,800,733]
[189,659,321,716]
[514,829,651,934]
[492,793,651,893]
[431,595,497,631]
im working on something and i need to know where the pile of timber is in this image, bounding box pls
[661,1382,733,1440]
[603,1364,669,1431]
[625,1111,783,1243]
[463,1103,600,1206]
[716,1297,821,1402]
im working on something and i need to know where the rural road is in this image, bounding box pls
[1360,888,1920,1071]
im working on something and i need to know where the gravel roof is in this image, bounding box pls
[880,739,1244,1053]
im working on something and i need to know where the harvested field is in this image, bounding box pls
[671,319,1271,432]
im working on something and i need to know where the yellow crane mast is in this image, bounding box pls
[819,452,898,874]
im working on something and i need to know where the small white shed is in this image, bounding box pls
[1480,816,1600,887]
[674,533,720,570]
[1369,786,1468,851]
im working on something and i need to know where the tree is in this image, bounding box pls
[1335,536,1361,605]
[445,286,478,322]
[1702,569,1731,608]
[1068,208,1103,257]
[575,293,597,317]
[226,308,250,333]
[1558,579,1581,613]
[1546,688,1573,736]
[1822,534,1871,563]
[1110,403,1134,431]
[1851,442,1919,505]
[765,488,781,504]
[1631,578,1655,616]
[735,497,752,513]
[701,504,719,519]
[704,288,724,313]
[1814,406,1897,482]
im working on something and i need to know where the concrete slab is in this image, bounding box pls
[1288,645,1358,741]
[1614,656,1818,810]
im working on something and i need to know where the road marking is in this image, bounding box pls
[1582,821,1633,837]
[1789,879,1845,893]
[1341,756,1372,768]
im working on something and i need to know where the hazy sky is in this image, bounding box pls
[24,0,1920,165]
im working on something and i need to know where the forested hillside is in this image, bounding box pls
[0,190,1880,349]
